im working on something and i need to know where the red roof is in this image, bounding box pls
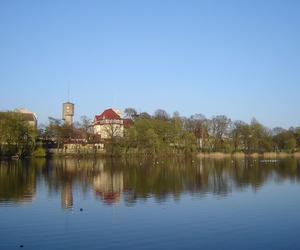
[95,108,121,121]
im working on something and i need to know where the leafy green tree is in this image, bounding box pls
[0,112,37,157]
[231,121,246,152]
[182,132,197,154]
[144,128,160,155]
[273,129,297,152]
[44,117,74,151]
[284,138,297,152]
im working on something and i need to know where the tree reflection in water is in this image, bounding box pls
[0,157,300,208]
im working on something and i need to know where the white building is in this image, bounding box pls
[92,108,132,139]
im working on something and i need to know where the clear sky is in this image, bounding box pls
[0,0,299,128]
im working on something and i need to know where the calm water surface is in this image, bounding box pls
[1,157,300,250]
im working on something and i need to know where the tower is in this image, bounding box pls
[62,102,74,125]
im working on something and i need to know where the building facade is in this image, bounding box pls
[92,108,132,139]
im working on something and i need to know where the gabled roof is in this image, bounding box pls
[95,108,121,121]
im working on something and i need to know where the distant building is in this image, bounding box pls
[91,108,133,139]
[62,102,74,125]
[14,108,38,128]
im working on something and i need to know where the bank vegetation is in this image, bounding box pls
[1,108,300,159]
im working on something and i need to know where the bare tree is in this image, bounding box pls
[208,115,232,151]
[103,122,123,156]
[154,109,170,120]
[124,108,137,119]
[184,114,208,150]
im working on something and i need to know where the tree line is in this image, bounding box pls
[119,108,300,156]
[1,108,300,158]
[40,108,300,156]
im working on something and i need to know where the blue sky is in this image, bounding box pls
[0,0,299,128]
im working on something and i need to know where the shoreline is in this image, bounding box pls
[2,151,300,161]
[197,152,300,159]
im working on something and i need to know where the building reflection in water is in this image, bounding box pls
[93,172,123,205]
[61,182,73,210]
[56,158,124,206]
[1,157,300,208]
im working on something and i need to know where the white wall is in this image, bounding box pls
[93,123,124,138]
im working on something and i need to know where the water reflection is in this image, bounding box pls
[61,182,73,210]
[1,157,300,208]
[0,160,39,204]
[94,171,123,205]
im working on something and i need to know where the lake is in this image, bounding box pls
[1,157,300,250]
